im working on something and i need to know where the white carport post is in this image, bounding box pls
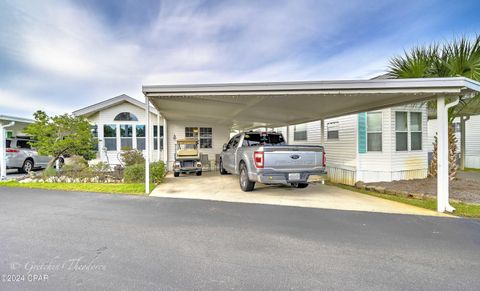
[320,119,325,147]
[145,96,151,194]
[436,97,459,212]
[156,113,161,162]
[1,122,15,180]
[163,118,168,166]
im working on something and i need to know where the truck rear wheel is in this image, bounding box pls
[291,183,309,189]
[174,172,180,177]
[239,163,255,192]
[196,171,202,176]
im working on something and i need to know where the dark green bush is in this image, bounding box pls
[123,161,165,184]
[150,161,165,184]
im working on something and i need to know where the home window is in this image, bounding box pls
[294,124,307,141]
[410,112,422,150]
[154,125,164,150]
[136,125,145,150]
[395,112,408,151]
[120,124,133,149]
[114,112,138,121]
[91,125,98,151]
[327,122,339,139]
[103,124,117,151]
[367,112,382,151]
[185,127,212,148]
[199,127,212,149]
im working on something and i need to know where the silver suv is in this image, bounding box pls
[5,138,51,173]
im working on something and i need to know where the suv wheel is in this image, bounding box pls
[219,160,228,175]
[239,163,255,192]
[20,159,34,173]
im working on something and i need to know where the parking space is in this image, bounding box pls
[151,172,449,216]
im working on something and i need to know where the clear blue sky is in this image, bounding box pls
[1,0,479,118]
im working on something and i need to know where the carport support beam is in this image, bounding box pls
[145,96,151,194]
[0,122,15,180]
[436,97,458,213]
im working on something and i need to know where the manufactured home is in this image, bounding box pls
[73,94,230,169]
[276,104,429,185]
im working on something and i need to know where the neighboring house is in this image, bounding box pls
[276,104,429,185]
[73,94,230,170]
[427,115,480,168]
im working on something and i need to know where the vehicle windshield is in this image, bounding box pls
[243,133,286,146]
[177,143,197,150]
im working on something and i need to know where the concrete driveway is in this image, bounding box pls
[151,172,448,216]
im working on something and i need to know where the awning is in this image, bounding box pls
[143,77,480,130]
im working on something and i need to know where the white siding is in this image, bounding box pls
[357,104,428,183]
[287,121,322,145]
[465,115,480,168]
[166,121,230,171]
[86,102,163,165]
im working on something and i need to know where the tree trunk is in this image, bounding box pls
[429,124,458,180]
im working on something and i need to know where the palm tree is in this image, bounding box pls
[388,35,480,176]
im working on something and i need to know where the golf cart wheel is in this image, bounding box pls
[291,183,309,189]
[174,172,180,177]
[20,159,34,173]
[196,171,202,176]
[219,160,228,175]
[239,163,255,192]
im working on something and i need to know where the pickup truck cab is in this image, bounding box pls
[219,131,326,191]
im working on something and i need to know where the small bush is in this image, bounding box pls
[120,149,145,166]
[64,155,88,171]
[42,167,58,179]
[124,161,165,184]
[124,164,145,183]
[90,161,110,172]
[150,161,165,184]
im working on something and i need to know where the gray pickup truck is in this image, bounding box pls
[219,131,326,191]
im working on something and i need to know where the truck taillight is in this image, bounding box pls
[6,149,19,153]
[322,150,326,167]
[254,151,264,168]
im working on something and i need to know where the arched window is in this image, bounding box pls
[114,112,138,121]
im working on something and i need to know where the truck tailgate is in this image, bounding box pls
[262,146,323,171]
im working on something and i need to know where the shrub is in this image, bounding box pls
[63,155,88,171]
[150,161,165,184]
[42,167,58,179]
[120,149,145,166]
[123,161,165,184]
[124,164,145,183]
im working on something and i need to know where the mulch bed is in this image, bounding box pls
[366,176,480,204]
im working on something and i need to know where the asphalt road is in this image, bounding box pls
[1,187,479,290]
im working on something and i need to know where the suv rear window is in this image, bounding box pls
[16,140,31,149]
[6,140,11,148]
[243,133,286,146]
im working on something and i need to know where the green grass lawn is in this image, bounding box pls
[332,183,480,218]
[463,168,480,173]
[0,181,155,195]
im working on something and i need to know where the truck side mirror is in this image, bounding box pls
[223,144,228,151]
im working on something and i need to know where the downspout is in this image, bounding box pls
[1,122,15,180]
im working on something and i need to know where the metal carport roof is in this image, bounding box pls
[142,77,480,213]
[143,77,480,130]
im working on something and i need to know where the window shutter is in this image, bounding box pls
[358,112,367,153]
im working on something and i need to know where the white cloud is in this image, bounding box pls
[0,89,71,117]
